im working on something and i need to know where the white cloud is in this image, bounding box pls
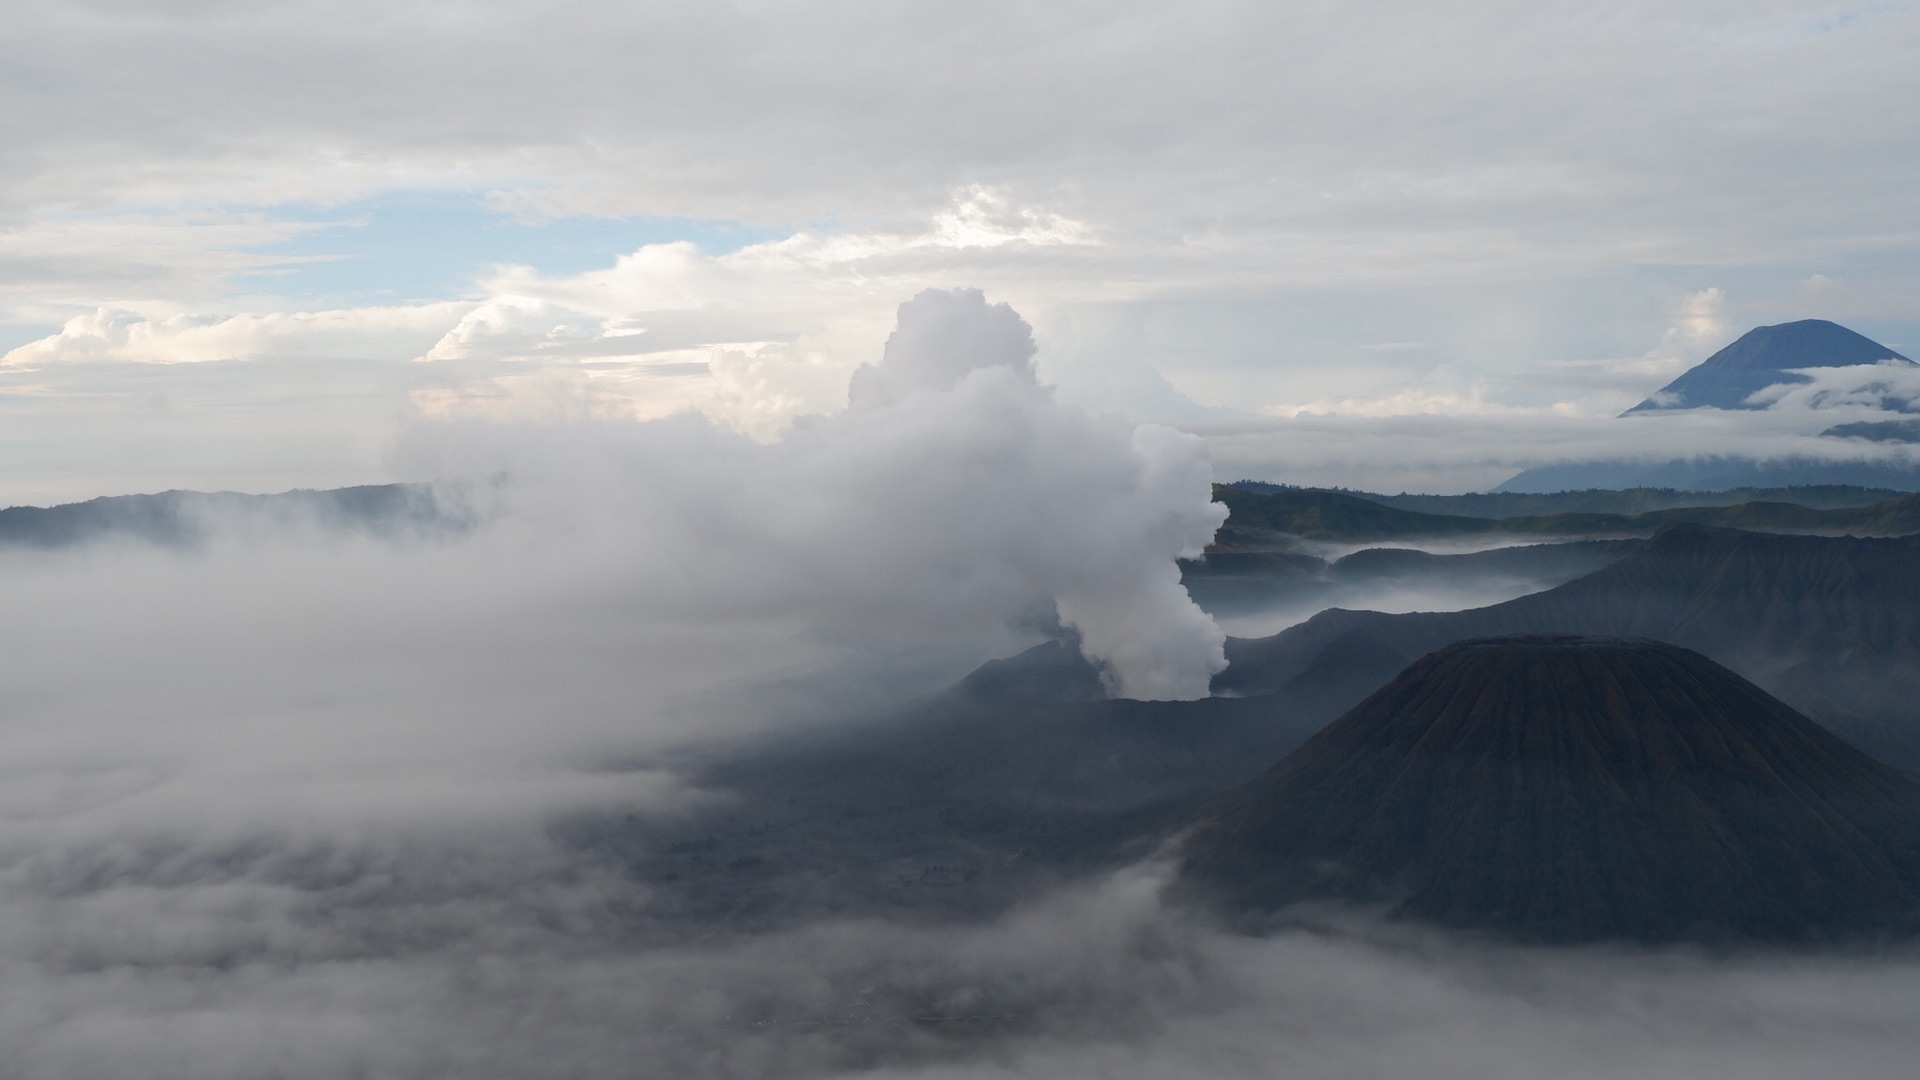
[4,303,466,367]
[0,188,1110,447]
[928,185,1097,249]
[1260,385,1589,420]
[7,4,1920,335]
[1626,286,1731,382]
[1200,402,1920,492]
[396,193,1111,436]
[1746,360,1920,411]
[1801,272,1839,301]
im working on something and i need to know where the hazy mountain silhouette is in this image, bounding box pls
[1219,526,1920,769]
[0,485,463,548]
[1180,636,1920,943]
[1625,319,1911,413]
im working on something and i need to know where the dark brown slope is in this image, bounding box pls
[1218,526,1920,768]
[1181,637,1920,944]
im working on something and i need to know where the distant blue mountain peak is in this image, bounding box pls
[1626,319,1912,414]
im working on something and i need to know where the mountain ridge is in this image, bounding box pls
[1211,483,1920,547]
[1180,635,1920,943]
[1218,525,1920,768]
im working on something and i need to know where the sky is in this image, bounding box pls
[6,0,1920,499]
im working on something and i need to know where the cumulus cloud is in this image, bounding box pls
[0,188,1113,458]
[1655,287,1731,364]
[846,287,1040,409]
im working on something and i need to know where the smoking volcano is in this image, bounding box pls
[1180,636,1920,944]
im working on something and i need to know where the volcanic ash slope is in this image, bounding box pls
[1180,635,1920,944]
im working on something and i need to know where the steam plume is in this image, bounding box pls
[429,287,1228,699]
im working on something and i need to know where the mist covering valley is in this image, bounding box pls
[0,291,1909,1077]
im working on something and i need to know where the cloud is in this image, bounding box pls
[8,2,1920,501]
[1632,286,1732,378]
[1801,272,1840,302]
[0,841,1914,1078]
[7,0,1920,453]
[1259,384,1581,420]
[1745,361,1920,412]
[0,188,1108,439]
[0,210,333,312]
[847,287,1039,409]
[3,303,465,367]
[1199,403,1920,493]
[13,1,1920,260]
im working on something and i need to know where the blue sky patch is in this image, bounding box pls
[237,190,784,306]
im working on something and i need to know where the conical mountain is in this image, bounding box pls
[1181,636,1920,943]
[1626,319,1910,413]
[1218,525,1920,768]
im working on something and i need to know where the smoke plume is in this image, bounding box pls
[418,287,1228,699]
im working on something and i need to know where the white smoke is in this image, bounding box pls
[414,288,1228,700]
[840,288,1226,698]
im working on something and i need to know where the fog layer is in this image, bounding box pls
[3,853,1916,1079]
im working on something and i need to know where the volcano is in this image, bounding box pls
[1625,318,1910,413]
[1180,636,1920,943]
[1218,525,1920,769]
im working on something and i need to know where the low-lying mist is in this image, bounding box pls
[0,506,1909,1078]
[1199,539,1638,640]
[5,843,1916,1079]
[1208,571,1571,640]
